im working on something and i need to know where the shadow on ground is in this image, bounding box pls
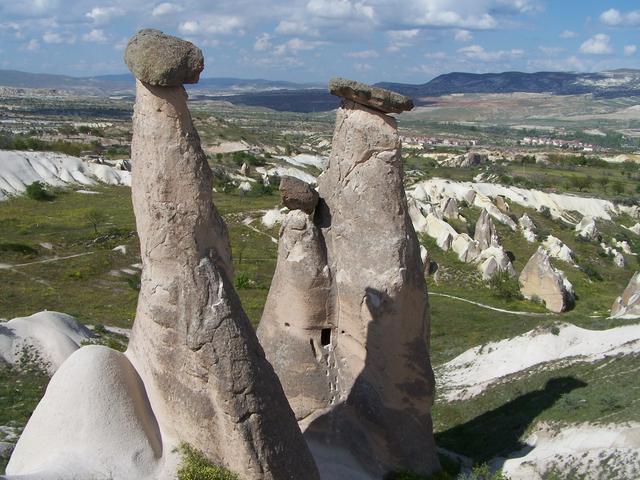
[436,376,587,462]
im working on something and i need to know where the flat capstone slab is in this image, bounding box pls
[124,29,204,86]
[328,77,414,114]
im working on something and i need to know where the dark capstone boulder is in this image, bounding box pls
[279,176,319,214]
[329,77,414,114]
[124,29,204,86]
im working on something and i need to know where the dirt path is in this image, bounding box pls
[0,252,95,270]
[429,292,552,317]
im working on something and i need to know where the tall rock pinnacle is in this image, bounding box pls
[124,29,319,480]
[258,78,439,477]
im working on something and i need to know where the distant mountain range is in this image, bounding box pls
[1,68,639,112]
[376,69,640,99]
[0,69,320,95]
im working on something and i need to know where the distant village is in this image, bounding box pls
[519,136,595,152]
[401,134,599,153]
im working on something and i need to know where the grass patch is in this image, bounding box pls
[176,442,239,480]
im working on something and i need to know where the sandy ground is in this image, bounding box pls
[500,422,640,479]
[0,150,130,200]
[437,322,640,401]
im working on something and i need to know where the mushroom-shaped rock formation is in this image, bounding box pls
[125,30,319,480]
[280,175,319,214]
[8,30,319,480]
[611,272,640,319]
[258,79,439,478]
[519,247,575,313]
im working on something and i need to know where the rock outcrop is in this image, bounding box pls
[519,247,575,313]
[611,272,640,318]
[279,175,319,214]
[519,213,537,243]
[542,235,575,264]
[124,30,318,480]
[258,80,439,477]
[475,209,498,250]
[441,196,459,220]
[0,311,93,374]
[7,346,166,479]
[8,30,319,480]
[575,216,599,240]
[328,77,414,113]
[476,245,516,280]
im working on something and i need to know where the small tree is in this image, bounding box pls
[25,181,53,201]
[570,175,593,192]
[612,181,626,196]
[85,209,107,235]
[598,176,609,193]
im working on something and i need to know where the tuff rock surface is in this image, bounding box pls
[126,78,318,479]
[258,94,438,477]
[124,29,204,86]
[611,272,640,318]
[475,208,499,250]
[329,77,414,113]
[7,346,167,479]
[519,247,574,313]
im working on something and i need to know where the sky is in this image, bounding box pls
[0,0,638,83]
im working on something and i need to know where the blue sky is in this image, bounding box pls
[0,0,638,83]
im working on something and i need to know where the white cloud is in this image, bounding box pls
[457,44,524,61]
[178,16,243,36]
[151,2,183,16]
[114,37,128,51]
[273,38,324,56]
[354,62,372,71]
[254,33,271,52]
[85,6,124,24]
[306,0,375,21]
[559,30,577,39]
[600,8,640,27]
[386,29,419,52]
[275,20,319,37]
[42,31,62,44]
[82,29,108,43]
[21,38,40,52]
[579,34,612,55]
[425,51,448,60]
[624,45,637,57]
[42,31,74,44]
[344,49,379,58]
[538,45,563,56]
[454,29,473,42]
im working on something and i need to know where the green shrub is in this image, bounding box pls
[458,464,507,480]
[93,324,107,335]
[550,325,560,336]
[539,206,551,219]
[234,272,252,290]
[580,263,603,282]
[0,242,39,256]
[488,270,523,302]
[25,181,54,201]
[176,443,239,480]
